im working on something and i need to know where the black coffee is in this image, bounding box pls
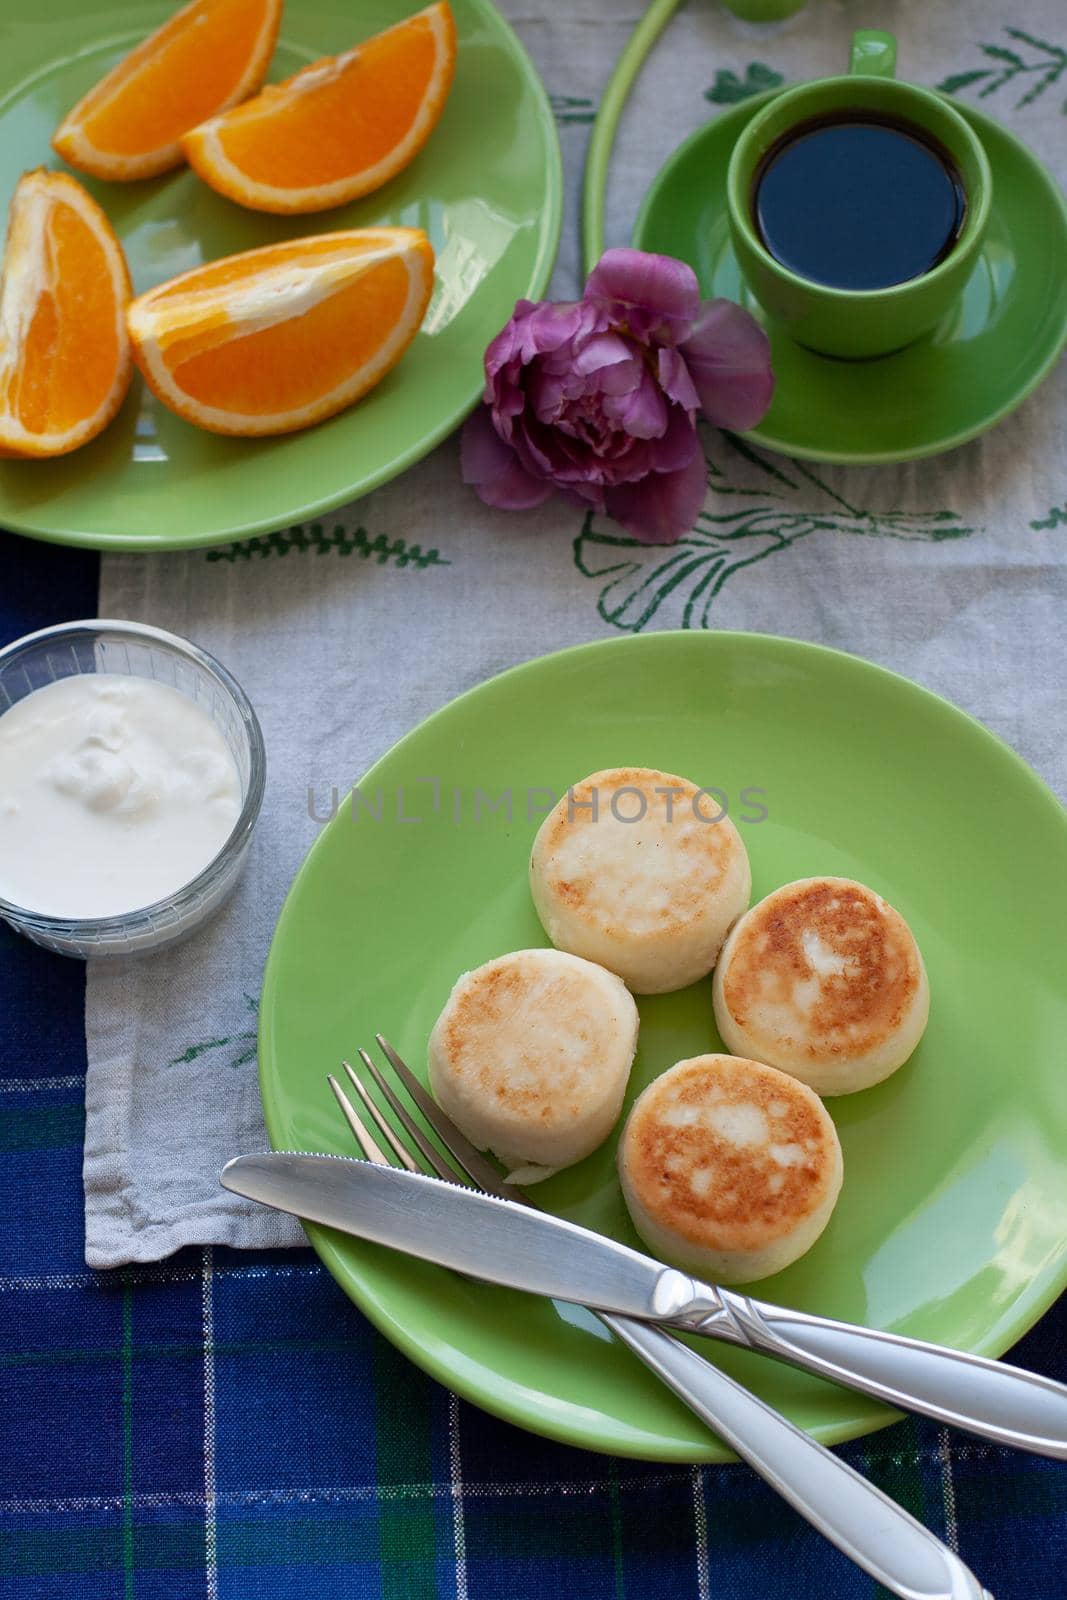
[752,114,966,291]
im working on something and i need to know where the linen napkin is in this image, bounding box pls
[84,0,1067,1265]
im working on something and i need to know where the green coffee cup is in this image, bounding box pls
[726,30,993,359]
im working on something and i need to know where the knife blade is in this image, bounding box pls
[221,1148,1067,1463]
[221,1151,1003,1598]
[220,1150,722,1322]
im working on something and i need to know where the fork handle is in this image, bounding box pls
[605,1314,991,1600]
[680,1291,1067,1460]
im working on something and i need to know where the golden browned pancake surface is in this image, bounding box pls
[720,877,921,1059]
[428,948,639,1177]
[437,956,600,1124]
[535,768,733,935]
[530,767,751,993]
[622,1055,840,1256]
[712,876,929,1094]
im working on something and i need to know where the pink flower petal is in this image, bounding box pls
[589,355,645,399]
[680,299,775,430]
[657,346,700,412]
[491,365,526,430]
[527,368,565,424]
[602,365,669,440]
[512,422,559,481]
[571,330,634,376]
[560,482,607,513]
[486,301,591,379]
[603,450,708,545]
[585,248,701,327]
[461,407,554,511]
[647,405,700,474]
[516,300,598,363]
[594,437,655,484]
[483,315,523,377]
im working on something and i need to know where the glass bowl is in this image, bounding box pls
[0,619,265,958]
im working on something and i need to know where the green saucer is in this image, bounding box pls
[634,92,1067,465]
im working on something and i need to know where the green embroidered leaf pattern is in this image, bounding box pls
[937,27,1066,111]
[979,44,1026,67]
[1031,502,1067,530]
[704,61,784,105]
[573,439,979,634]
[206,524,450,568]
[938,69,997,95]
[168,993,259,1071]
[550,94,597,125]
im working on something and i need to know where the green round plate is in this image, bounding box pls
[0,0,561,549]
[259,632,1067,1461]
[634,93,1067,465]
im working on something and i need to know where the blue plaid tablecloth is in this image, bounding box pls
[1,529,1065,1599]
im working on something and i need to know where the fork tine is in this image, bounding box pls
[338,1061,419,1173]
[327,1073,392,1165]
[356,1048,467,1184]
[373,1033,516,1200]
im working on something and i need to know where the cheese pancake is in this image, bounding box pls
[529,767,751,994]
[428,948,639,1183]
[618,1054,843,1283]
[713,876,929,1096]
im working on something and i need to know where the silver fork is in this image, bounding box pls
[327,1035,992,1600]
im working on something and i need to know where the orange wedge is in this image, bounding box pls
[0,170,132,458]
[127,227,435,436]
[52,0,283,181]
[182,1,457,213]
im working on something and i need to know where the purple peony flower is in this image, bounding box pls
[461,248,773,545]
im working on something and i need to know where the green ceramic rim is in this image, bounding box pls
[725,77,993,306]
[259,630,1067,1461]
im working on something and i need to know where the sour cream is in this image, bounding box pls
[0,673,242,918]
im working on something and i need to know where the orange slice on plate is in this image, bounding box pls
[127,227,435,435]
[0,170,132,458]
[52,0,283,180]
[182,1,457,213]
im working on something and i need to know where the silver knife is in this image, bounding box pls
[224,1148,998,1600]
[220,1150,1067,1461]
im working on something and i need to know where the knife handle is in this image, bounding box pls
[605,1314,991,1600]
[681,1291,1067,1460]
